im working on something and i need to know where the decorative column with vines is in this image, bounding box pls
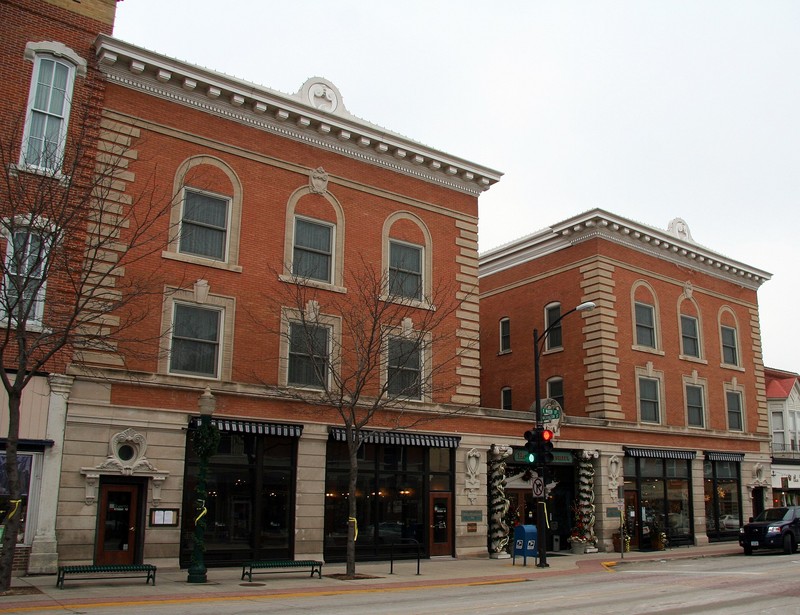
[488,445,512,557]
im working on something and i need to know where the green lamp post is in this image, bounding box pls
[187,386,220,583]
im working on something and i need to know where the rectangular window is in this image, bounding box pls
[293,218,333,283]
[639,376,660,423]
[686,384,705,427]
[22,56,74,171]
[773,412,786,452]
[501,387,512,410]
[3,229,47,325]
[635,303,656,348]
[170,303,221,378]
[388,337,421,399]
[388,241,422,300]
[727,390,743,431]
[721,326,739,366]
[545,304,562,350]
[179,190,229,260]
[288,322,329,389]
[681,315,700,358]
[547,378,564,412]
[499,318,511,353]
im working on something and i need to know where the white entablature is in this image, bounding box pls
[94,35,502,196]
[479,208,772,289]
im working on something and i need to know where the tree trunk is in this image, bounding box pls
[346,431,359,578]
[0,391,23,592]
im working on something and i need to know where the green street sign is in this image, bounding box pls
[541,406,561,421]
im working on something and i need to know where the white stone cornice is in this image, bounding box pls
[94,34,502,195]
[479,208,772,289]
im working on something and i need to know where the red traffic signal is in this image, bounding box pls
[540,428,555,464]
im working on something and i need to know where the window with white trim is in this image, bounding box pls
[179,189,229,261]
[635,302,656,348]
[388,337,421,400]
[288,321,330,389]
[686,383,705,427]
[545,303,562,350]
[721,325,739,367]
[292,217,333,283]
[169,303,222,378]
[772,411,786,452]
[2,228,48,326]
[681,314,700,358]
[638,376,660,423]
[726,390,743,431]
[20,55,76,172]
[499,318,511,353]
[388,241,422,300]
[501,387,512,410]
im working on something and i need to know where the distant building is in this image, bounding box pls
[480,209,772,551]
[765,367,800,507]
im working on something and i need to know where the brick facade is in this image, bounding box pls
[479,209,772,552]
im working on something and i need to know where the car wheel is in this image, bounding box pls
[783,533,794,555]
[743,545,753,555]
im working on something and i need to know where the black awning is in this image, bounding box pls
[624,447,696,460]
[329,427,460,448]
[189,417,302,437]
[705,451,745,462]
[0,438,54,451]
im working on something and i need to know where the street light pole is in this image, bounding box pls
[187,386,220,584]
[532,301,595,568]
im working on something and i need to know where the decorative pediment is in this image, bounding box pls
[80,428,169,505]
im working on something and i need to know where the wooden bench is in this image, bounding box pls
[56,564,157,589]
[241,559,323,582]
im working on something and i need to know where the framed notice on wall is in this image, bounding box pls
[149,508,179,527]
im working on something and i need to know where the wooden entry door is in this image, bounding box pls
[624,489,640,550]
[95,483,140,565]
[429,493,452,556]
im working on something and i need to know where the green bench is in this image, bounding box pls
[56,564,157,588]
[241,559,323,582]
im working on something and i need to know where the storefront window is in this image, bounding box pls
[324,440,454,561]
[0,454,33,544]
[624,454,693,548]
[180,431,296,567]
[704,459,742,540]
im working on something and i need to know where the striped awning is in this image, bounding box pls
[189,417,302,437]
[705,451,744,462]
[329,427,460,448]
[624,447,696,460]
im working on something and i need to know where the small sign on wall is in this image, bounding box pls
[467,522,478,533]
[461,510,483,522]
[150,508,179,527]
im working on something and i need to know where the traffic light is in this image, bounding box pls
[540,428,555,464]
[523,429,537,464]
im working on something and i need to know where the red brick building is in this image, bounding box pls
[0,0,117,574]
[479,209,772,551]
[3,0,506,572]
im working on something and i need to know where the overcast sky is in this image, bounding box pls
[113,0,800,371]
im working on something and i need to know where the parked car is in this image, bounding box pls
[719,514,741,530]
[739,506,800,555]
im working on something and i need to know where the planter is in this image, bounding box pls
[570,541,586,555]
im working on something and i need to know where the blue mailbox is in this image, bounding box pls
[512,524,538,565]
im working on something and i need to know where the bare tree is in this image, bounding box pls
[250,258,477,578]
[0,107,175,590]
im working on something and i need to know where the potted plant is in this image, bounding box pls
[569,500,589,554]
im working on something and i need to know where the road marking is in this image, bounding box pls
[0,578,533,614]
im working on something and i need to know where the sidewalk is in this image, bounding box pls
[0,542,741,613]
